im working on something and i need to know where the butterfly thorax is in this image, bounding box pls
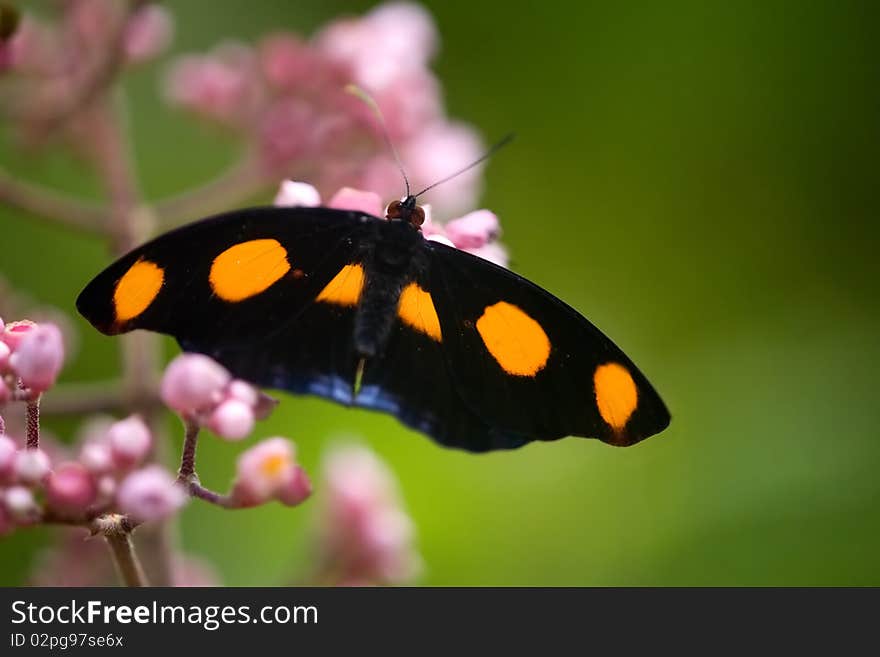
[354,219,426,358]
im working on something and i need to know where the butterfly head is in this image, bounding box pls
[385,195,426,228]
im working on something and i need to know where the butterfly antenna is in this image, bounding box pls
[414,133,515,198]
[345,84,411,197]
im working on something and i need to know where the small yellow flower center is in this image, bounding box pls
[260,454,289,479]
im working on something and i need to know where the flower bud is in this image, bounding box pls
[328,187,384,217]
[274,180,321,207]
[278,464,312,507]
[207,399,255,441]
[160,353,230,416]
[232,437,296,505]
[45,462,97,516]
[117,465,187,523]
[444,209,500,250]
[14,448,50,485]
[8,323,65,392]
[107,415,152,468]
[226,379,258,406]
[0,340,10,370]
[1,319,36,350]
[4,485,38,521]
[79,441,113,474]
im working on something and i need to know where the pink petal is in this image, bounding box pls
[328,187,384,217]
[445,209,500,249]
[273,180,321,207]
[8,323,65,392]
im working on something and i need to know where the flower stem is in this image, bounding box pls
[187,481,235,508]
[25,395,40,450]
[178,418,200,480]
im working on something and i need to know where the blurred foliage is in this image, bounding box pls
[1,0,878,585]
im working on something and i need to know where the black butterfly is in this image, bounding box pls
[77,194,670,452]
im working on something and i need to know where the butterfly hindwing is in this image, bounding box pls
[426,241,670,447]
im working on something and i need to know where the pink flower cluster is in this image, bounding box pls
[160,353,276,440]
[316,445,421,585]
[164,2,485,218]
[0,318,65,401]
[160,353,310,510]
[0,1,172,77]
[0,415,186,535]
[275,180,509,267]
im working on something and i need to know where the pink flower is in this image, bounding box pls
[258,98,319,172]
[163,43,259,126]
[278,465,312,507]
[464,241,509,268]
[0,434,17,481]
[231,437,298,506]
[403,121,485,217]
[328,187,384,217]
[160,353,231,417]
[259,34,331,93]
[316,3,438,91]
[13,448,50,485]
[274,180,322,207]
[107,415,152,468]
[444,210,500,249]
[207,399,254,441]
[117,465,187,523]
[8,323,65,392]
[123,4,174,64]
[4,485,38,522]
[45,462,97,516]
[1,319,36,350]
[0,340,9,370]
[318,445,421,584]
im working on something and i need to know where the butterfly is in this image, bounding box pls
[76,193,670,452]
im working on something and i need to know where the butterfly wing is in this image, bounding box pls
[77,206,368,346]
[426,241,670,448]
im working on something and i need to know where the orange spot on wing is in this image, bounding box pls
[113,259,164,322]
[316,264,364,306]
[594,362,638,430]
[209,239,291,302]
[397,283,442,341]
[475,301,550,376]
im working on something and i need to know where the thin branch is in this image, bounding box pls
[186,480,235,508]
[0,169,107,232]
[39,379,162,416]
[153,155,268,228]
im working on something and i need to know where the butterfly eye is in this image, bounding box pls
[410,205,426,227]
[385,200,403,219]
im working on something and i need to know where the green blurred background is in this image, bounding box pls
[2,0,879,585]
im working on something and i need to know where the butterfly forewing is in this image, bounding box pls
[76,206,366,343]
